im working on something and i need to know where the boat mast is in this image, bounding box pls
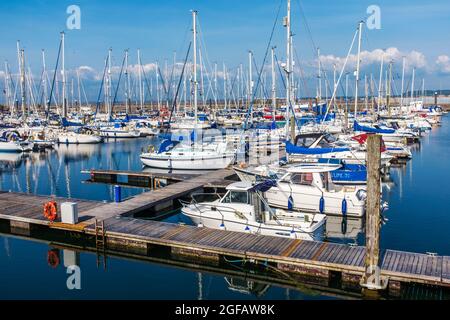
[285,0,292,140]
[223,63,227,111]
[387,60,392,117]
[20,49,27,121]
[354,21,363,120]
[400,56,406,109]
[317,47,321,102]
[248,50,253,109]
[411,67,415,101]
[42,50,48,113]
[77,69,81,112]
[61,32,67,118]
[125,49,130,114]
[138,49,144,113]
[377,53,384,114]
[271,46,277,121]
[192,10,198,129]
[107,48,112,119]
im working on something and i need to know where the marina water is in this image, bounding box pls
[0,116,449,299]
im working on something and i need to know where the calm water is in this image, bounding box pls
[0,117,449,299]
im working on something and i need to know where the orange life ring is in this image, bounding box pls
[47,249,60,268]
[43,201,58,222]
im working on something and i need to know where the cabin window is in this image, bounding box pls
[222,191,248,204]
[290,173,313,186]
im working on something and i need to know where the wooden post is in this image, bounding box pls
[360,134,388,290]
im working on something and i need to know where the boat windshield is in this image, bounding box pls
[222,191,249,204]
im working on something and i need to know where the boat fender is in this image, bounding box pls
[341,198,347,216]
[245,225,251,233]
[43,201,58,222]
[288,195,294,211]
[319,196,325,213]
[219,222,225,230]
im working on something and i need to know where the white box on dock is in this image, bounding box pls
[61,202,78,224]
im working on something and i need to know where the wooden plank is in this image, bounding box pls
[442,256,450,284]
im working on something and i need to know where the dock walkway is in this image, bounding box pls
[0,168,449,290]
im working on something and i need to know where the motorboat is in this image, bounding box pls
[180,181,326,240]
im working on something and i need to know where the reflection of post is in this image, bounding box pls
[361,134,388,291]
[197,272,203,300]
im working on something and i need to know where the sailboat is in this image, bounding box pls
[140,10,236,170]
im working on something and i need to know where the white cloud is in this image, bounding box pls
[436,55,450,74]
[318,47,428,73]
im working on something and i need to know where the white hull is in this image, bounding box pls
[185,213,324,241]
[100,130,141,138]
[57,134,102,144]
[140,153,235,170]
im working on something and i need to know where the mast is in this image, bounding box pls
[137,49,144,112]
[125,49,130,114]
[400,56,406,109]
[354,21,363,120]
[377,53,384,113]
[317,47,321,102]
[284,0,292,139]
[77,69,81,112]
[107,48,112,118]
[42,50,48,111]
[271,46,277,120]
[411,67,416,105]
[223,63,227,110]
[214,62,218,109]
[192,10,198,128]
[248,50,252,108]
[20,49,27,121]
[387,60,392,117]
[61,31,67,118]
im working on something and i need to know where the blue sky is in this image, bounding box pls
[0,0,449,100]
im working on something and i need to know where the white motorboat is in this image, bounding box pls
[260,163,367,217]
[180,181,326,240]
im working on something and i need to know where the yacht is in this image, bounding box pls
[180,181,326,240]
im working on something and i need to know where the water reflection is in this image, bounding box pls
[0,138,157,201]
[224,277,270,298]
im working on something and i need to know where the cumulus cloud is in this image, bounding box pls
[318,47,428,74]
[436,55,450,74]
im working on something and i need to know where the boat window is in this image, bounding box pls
[222,191,248,204]
[290,173,313,185]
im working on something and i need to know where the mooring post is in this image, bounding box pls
[361,134,388,291]
[114,185,122,203]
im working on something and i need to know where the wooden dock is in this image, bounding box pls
[0,168,449,294]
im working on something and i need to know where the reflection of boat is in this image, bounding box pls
[325,215,364,241]
[55,143,98,162]
[224,277,270,298]
[142,166,214,176]
[181,181,326,240]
